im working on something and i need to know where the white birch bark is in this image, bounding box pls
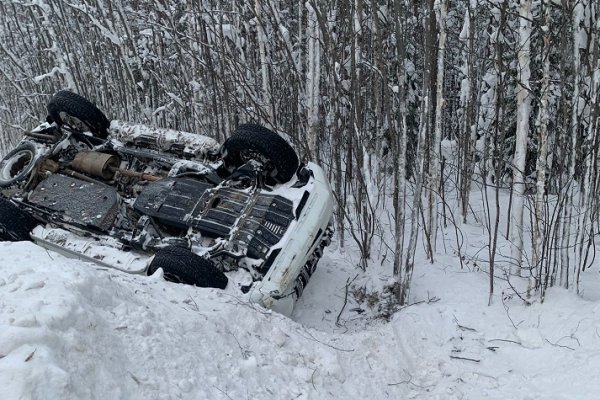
[531,1,551,299]
[392,0,408,297]
[394,107,408,282]
[459,1,477,222]
[561,2,585,288]
[428,0,447,256]
[401,0,435,304]
[509,0,532,276]
[255,0,273,124]
[574,0,597,292]
[486,0,507,305]
[402,95,429,304]
[306,1,320,160]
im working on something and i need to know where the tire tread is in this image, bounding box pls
[0,197,37,241]
[148,246,228,289]
[224,124,299,183]
[47,90,110,139]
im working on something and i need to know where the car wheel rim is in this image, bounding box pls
[59,111,88,132]
[239,149,279,178]
[239,149,268,164]
[0,149,34,181]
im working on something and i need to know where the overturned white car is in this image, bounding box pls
[0,91,334,316]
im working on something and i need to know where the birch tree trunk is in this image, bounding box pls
[255,0,273,125]
[531,0,551,299]
[550,0,570,286]
[306,1,320,160]
[427,0,447,257]
[459,1,477,223]
[400,0,436,304]
[486,0,507,305]
[561,1,585,288]
[509,0,532,276]
[574,0,598,293]
[392,0,408,301]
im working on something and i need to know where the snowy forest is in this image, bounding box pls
[0,0,598,308]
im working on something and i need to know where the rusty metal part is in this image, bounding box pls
[71,152,120,180]
[41,158,114,186]
[40,159,60,174]
[62,168,107,186]
[111,167,162,182]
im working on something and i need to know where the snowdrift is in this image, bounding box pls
[2,241,600,399]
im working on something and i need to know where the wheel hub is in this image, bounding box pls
[0,149,34,180]
[59,111,88,132]
[239,149,278,178]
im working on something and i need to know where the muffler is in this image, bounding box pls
[71,152,120,179]
[71,151,161,182]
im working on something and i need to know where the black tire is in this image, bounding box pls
[47,90,110,139]
[223,123,299,183]
[0,142,38,188]
[0,197,38,241]
[147,246,228,289]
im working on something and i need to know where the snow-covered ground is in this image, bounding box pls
[2,217,600,399]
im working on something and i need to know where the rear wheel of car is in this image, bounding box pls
[0,142,38,188]
[47,90,110,139]
[0,197,38,241]
[147,246,228,289]
[222,123,299,183]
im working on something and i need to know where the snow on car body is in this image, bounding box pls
[0,91,334,316]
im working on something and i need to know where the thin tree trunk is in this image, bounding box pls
[400,0,435,305]
[561,1,585,289]
[509,0,532,276]
[532,0,551,299]
[487,0,507,306]
[306,2,320,160]
[392,0,408,301]
[427,0,447,257]
[460,1,477,223]
[255,0,273,125]
[574,0,598,292]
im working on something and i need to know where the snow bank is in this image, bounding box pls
[0,243,408,399]
[2,240,600,399]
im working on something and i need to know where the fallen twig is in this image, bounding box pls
[25,349,36,362]
[311,368,317,390]
[488,338,523,346]
[505,273,531,305]
[213,386,234,400]
[450,355,480,363]
[544,338,575,351]
[453,315,477,332]
[296,328,354,352]
[336,274,359,327]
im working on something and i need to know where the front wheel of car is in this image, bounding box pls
[222,123,299,184]
[0,197,38,241]
[47,90,111,139]
[147,246,228,289]
[0,142,38,188]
